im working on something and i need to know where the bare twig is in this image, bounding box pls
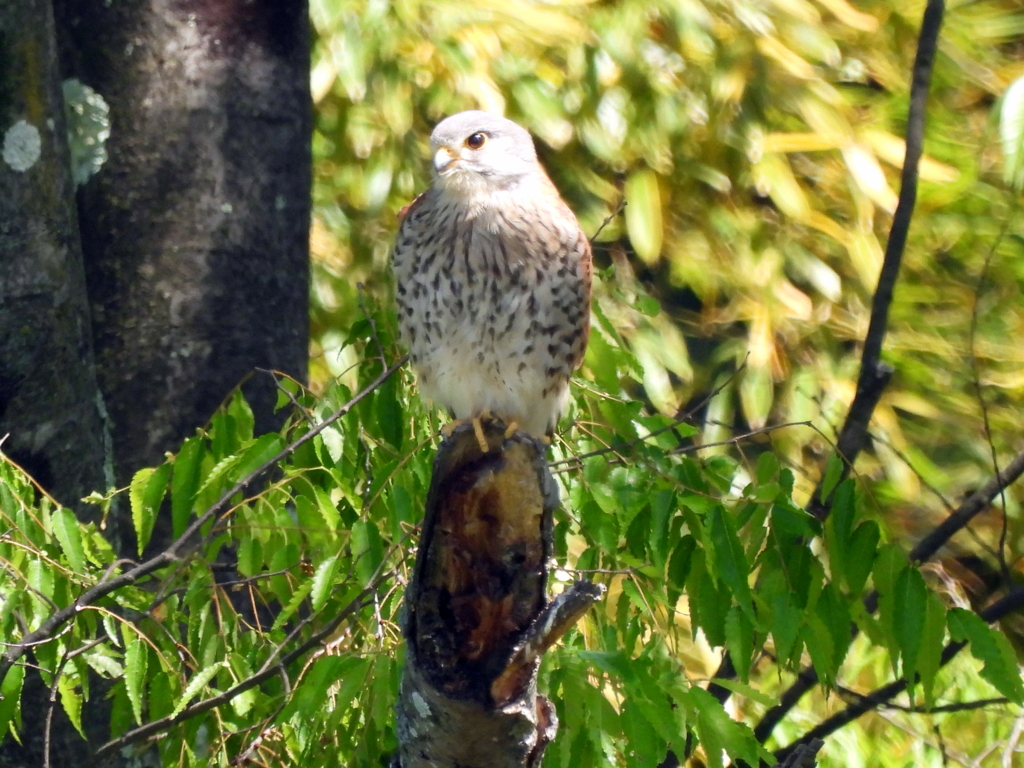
[256,367,315,427]
[0,356,408,683]
[967,225,1011,581]
[590,199,626,243]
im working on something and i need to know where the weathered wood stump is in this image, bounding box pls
[394,419,603,768]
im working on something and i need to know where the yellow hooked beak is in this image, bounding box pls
[433,145,460,173]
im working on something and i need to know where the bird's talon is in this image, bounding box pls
[472,417,489,453]
[503,421,519,439]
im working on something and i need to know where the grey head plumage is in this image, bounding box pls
[429,111,541,194]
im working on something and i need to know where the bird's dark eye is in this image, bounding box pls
[465,132,487,150]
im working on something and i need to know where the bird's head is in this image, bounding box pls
[429,111,541,197]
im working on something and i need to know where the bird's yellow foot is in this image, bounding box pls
[503,420,520,439]
[441,411,493,453]
[472,412,491,453]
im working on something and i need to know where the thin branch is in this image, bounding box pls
[907,445,1024,567]
[0,355,408,682]
[967,224,1011,581]
[807,0,944,521]
[255,367,315,427]
[590,199,626,243]
[773,585,1024,763]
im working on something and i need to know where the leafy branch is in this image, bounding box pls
[0,356,407,683]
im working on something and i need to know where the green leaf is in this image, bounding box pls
[893,567,928,690]
[578,650,638,685]
[352,520,384,587]
[0,663,25,736]
[917,591,947,709]
[688,687,765,768]
[124,636,148,726]
[948,608,1024,704]
[129,464,170,556]
[689,555,728,647]
[171,437,204,538]
[57,674,85,738]
[234,434,285,481]
[803,614,837,688]
[311,554,340,612]
[707,677,775,708]
[755,451,779,485]
[769,590,802,667]
[708,505,752,613]
[725,605,754,681]
[624,168,663,264]
[667,534,696,589]
[844,521,880,595]
[820,453,843,501]
[376,373,404,449]
[171,661,227,719]
[271,578,315,631]
[51,506,86,573]
[873,543,909,672]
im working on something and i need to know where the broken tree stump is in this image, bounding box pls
[394,419,603,768]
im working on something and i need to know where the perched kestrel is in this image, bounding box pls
[392,111,592,441]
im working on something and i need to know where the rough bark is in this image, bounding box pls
[52,0,312,510]
[395,421,603,768]
[0,0,109,516]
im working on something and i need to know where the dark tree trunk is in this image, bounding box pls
[0,0,108,518]
[53,0,312,522]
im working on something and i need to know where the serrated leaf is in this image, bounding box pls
[708,505,752,614]
[171,437,203,538]
[376,373,403,450]
[171,661,227,719]
[769,590,802,666]
[667,534,696,589]
[0,663,25,736]
[948,608,1024,704]
[129,463,171,556]
[917,591,947,708]
[820,453,843,501]
[272,578,314,631]
[707,677,775,708]
[725,605,754,681]
[234,434,285,481]
[352,520,384,587]
[844,521,879,595]
[803,614,836,688]
[124,636,148,726]
[57,674,85,738]
[688,687,766,768]
[129,468,155,557]
[51,506,86,573]
[84,650,124,678]
[197,454,243,496]
[311,554,340,612]
[893,567,927,690]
